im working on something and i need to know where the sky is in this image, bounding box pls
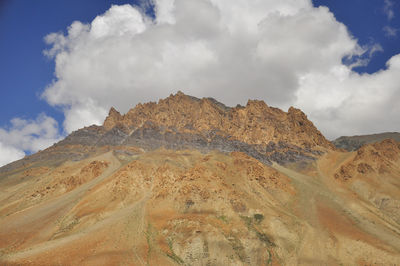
[0,0,399,166]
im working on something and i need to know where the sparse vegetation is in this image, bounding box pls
[165,237,184,264]
[167,237,174,250]
[217,215,229,223]
[166,252,184,264]
[240,215,253,229]
[240,215,274,247]
[185,199,194,208]
[145,223,153,264]
[61,217,79,232]
[52,216,80,239]
[227,235,248,263]
[267,249,272,265]
[255,230,274,246]
[254,213,264,224]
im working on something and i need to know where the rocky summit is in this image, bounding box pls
[59,91,333,165]
[1,92,400,265]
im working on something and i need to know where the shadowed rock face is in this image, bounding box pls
[51,92,332,166]
[55,123,316,166]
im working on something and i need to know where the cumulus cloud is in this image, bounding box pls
[41,0,400,139]
[0,142,25,168]
[296,54,400,137]
[0,114,62,167]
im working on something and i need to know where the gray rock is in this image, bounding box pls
[0,121,319,174]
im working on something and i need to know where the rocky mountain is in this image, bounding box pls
[333,132,400,151]
[1,93,399,265]
[62,91,333,164]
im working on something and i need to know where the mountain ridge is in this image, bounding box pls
[103,91,333,149]
[54,91,330,166]
[0,91,333,173]
[333,132,400,151]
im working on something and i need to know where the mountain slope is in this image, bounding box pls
[0,93,399,265]
[333,132,400,151]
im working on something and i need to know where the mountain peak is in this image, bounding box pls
[96,93,334,164]
[246,99,269,108]
[103,106,123,130]
[101,93,333,150]
[175,90,185,96]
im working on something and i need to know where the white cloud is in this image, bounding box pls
[0,114,62,167]
[0,142,25,167]
[296,54,400,138]
[383,25,398,37]
[384,0,395,20]
[367,43,384,57]
[41,0,400,139]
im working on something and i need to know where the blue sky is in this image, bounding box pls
[0,0,399,166]
[0,0,398,129]
[313,0,400,74]
[0,0,141,127]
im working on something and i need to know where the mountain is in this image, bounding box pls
[1,92,399,265]
[333,132,400,151]
[0,91,332,175]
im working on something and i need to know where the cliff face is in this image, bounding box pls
[103,91,333,149]
[54,91,331,166]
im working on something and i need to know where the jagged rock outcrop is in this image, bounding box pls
[57,92,333,165]
[103,107,123,130]
[103,92,332,148]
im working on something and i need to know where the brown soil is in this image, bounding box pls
[0,144,399,265]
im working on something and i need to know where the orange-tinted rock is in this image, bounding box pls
[334,139,400,181]
[103,107,123,130]
[102,92,334,150]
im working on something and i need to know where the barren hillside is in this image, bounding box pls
[0,93,399,265]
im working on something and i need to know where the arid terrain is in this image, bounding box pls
[333,132,400,151]
[1,93,399,265]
